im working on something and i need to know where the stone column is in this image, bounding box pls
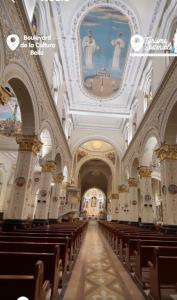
[48,173,64,221]
[34,160,56,223]
[155,144,177,225]
[118,185,129,221]
[110,194,119,221]
[128,178,139,223]
[138,166,154,224]
[4,135,42,227]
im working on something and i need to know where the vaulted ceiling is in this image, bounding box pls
[53,0,165,132]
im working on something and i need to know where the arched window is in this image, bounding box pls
[31,14,37,35]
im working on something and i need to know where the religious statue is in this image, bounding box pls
[91,196,97,207]
[111,33,125,69]
[82,31,100,68]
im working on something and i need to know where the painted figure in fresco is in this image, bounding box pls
[82,31,99,68]
[111,33,125,69]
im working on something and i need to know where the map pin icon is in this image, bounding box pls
[7,34,20,51]
[131,34,144,52]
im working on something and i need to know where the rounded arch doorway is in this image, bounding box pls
[81,188,106,220]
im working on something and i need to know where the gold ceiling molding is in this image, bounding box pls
[106,151,116,164]
[42,160,56,173]
[16,134,42,155]
[81,140,113,152]
[155,143,177,161]
[118,184,129,193]
[138,166,152,177]
[0,85,13,106]
[128,177,138,187]
[53,173,64,183]
[77,150,88,162]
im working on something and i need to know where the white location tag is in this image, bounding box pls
[131,34,144,52]
[7,34,20,51]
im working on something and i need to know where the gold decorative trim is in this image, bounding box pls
[42,160,56,172]
[138,166,152,177]
[155,143,177,161]
[0,85,13,105]
[16,134,42,155]
[128,177,138,187]
[118,184,129,193]
[53,173,64,183]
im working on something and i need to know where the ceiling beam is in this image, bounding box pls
[69,109,130,118]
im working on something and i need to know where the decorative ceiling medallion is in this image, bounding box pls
[79,6,131,99]
[15,176,26,187]
[40,190,47,197]
[168,184,177,194]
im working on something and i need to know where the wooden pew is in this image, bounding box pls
[1,230,76,265]
[0,261,49,300]
[148,248,177,300]
[0,235,69,276]
[134,243,177,286]
[124,236,177,269]
[0,248,60,300]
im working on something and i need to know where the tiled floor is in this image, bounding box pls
[63,220,145,300]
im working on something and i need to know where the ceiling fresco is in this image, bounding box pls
[80,6,131,98]
[81,140,113,152]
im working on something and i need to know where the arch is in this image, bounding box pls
[55,145,65,170]
[79,159,112,196]
[141,136,159,166]
[55,153,62,174]
[71,135,122,158]
[160,89,177,142]
[39,120,56,158]
[163,101,177,143]
[51,53,63,105]
[82,188,106,217]
[75,155,115,187]
[2,63,40,134]
[139,128,160,161]
[131,157,139,178]
[63,165,68,183]
[159,1,177,41]
[40,128,53,160]
[32,1,51,36]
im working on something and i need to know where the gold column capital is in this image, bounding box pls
[138,166,152,177]
[53,173,64,183]
[0,85,13,105]
[16,134,42,155]
[118,184,129,193]
[155,143,177,161]
[42,160,56,172]
[128,177,138,187]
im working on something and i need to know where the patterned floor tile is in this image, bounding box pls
[63,221,145,300]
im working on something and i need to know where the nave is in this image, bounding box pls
[64,220,145,300]
[1,0,177,299]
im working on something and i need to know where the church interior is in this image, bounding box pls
[0,0,177,299]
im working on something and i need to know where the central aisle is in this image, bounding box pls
[63,220,145,300]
